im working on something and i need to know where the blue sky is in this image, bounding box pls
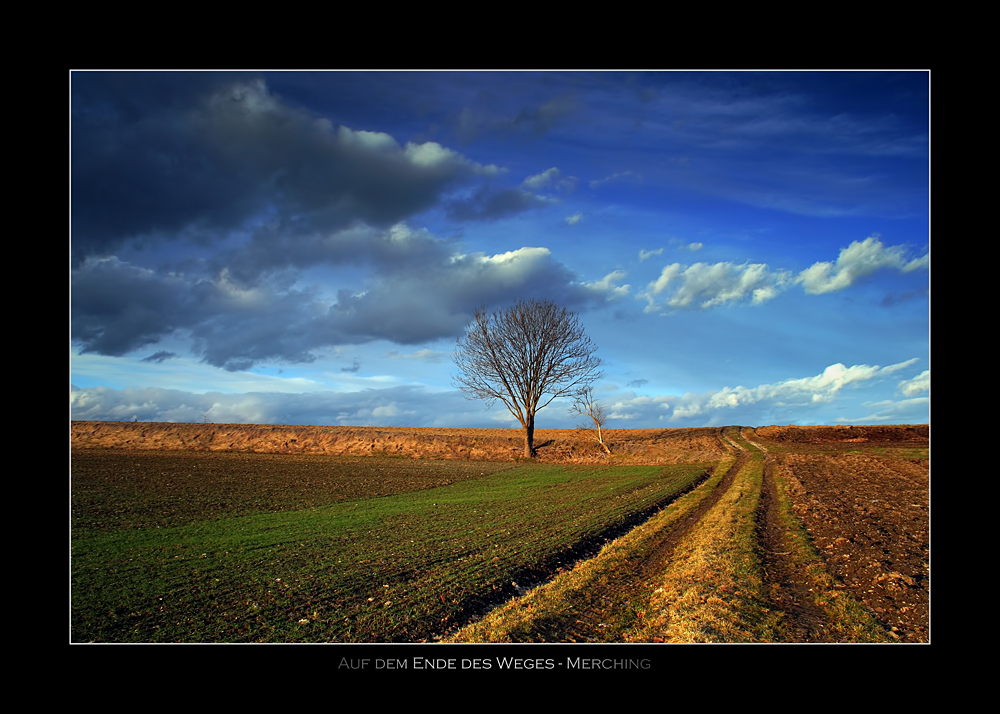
[70,71,929,429]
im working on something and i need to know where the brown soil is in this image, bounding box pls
[755,424,928,446]
[758,453,838,641]
[751,427,929,642]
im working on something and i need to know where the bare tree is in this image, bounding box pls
[571,385,611,455]
[454,299,601,457]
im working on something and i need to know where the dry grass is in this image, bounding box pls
[448,457,734,643]
[625,431,780,642]
[71,422,728,465]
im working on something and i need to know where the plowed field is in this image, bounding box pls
[759,433,929,642]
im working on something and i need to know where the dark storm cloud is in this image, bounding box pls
[70,257,200,356]
[518,95,581,135]
[71,74,625,372]
[71,256,322,371]
[219,222,453,285]
[72,74,493,261]
[454,93,581,143]
[72,243,628,370]
[187,283,324,372]
[445,187,552,222]
[315,247,625,346]
[141,351,177,363]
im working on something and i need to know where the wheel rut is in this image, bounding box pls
[748,429,836,642]
[542,427,750,642]
[757,454,834,641]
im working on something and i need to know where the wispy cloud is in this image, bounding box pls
[522,167,577,193]
[389,349,446,363]
[897,370,929,397]
[71,383,476,427]
[71,359,926,428]
[446,187,554,221]
[834,397,930,424]
[454,94,580,143]
[590,170,639,189]
[605,359,923,424]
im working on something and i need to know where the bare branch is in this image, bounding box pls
[571,385,611,455]
[454,299,602,457]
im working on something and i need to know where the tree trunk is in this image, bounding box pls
[597,424,611,455]
[523,416,535,457]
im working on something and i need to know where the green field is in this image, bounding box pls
[72,450,709,642]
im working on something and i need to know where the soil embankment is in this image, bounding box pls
[71,421,728,464]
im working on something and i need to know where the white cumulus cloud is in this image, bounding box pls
[797,235,928,294]
[638,235,927,312]
[751,359,919,405]
[580,270,630,300]
[639,261,792,312]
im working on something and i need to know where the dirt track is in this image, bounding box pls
[451,424,928,642]
[530,429,749,642]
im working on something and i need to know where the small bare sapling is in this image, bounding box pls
[571,386,611,455]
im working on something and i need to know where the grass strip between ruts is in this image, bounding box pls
[626,429,781,642]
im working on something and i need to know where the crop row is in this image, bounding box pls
[72,457,709,642]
